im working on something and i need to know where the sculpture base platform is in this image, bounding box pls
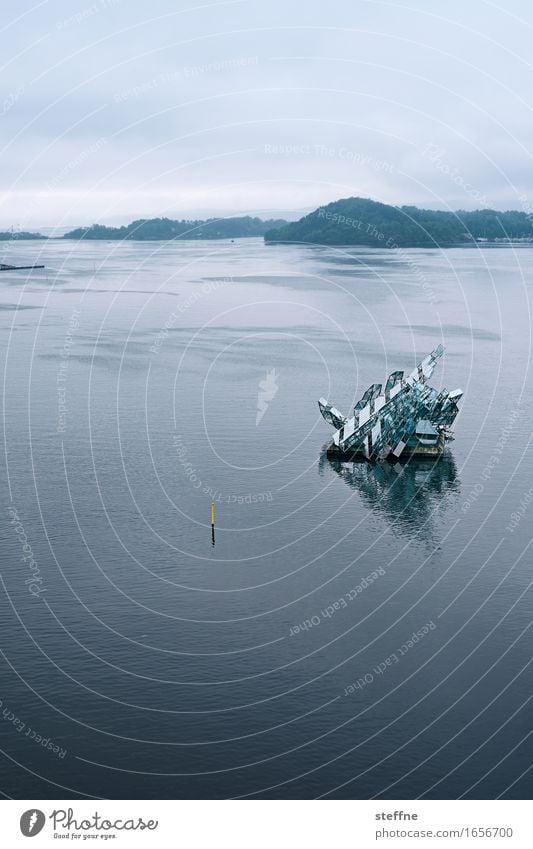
[326,431,446,462]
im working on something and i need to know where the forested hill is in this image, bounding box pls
[264,197,533,247]
[0,231,46,240]
[63,216,288,241]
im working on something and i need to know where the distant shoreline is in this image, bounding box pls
[3,235,533,248]
[0,215,288,243]
[3,196,533,247]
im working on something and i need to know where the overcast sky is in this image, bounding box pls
[1,0,533,228]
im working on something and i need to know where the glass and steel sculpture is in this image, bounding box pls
[318,345,462,461]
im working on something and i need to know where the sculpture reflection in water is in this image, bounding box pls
[319,450,460,544]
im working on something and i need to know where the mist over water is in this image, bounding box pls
[1,238,532,799]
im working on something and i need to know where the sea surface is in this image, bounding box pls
[1,237,532,799]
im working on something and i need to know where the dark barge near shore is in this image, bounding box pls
[0,262,44,271]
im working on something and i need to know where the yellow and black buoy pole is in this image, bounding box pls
[211,501,215,546]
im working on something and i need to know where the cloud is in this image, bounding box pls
[1,0,532,227]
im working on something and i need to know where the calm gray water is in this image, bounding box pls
[1,238,532,799]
